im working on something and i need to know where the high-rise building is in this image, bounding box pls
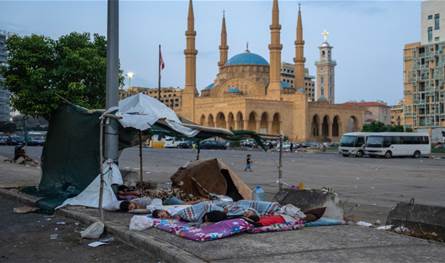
[421,0,445,45]
[315,31,336,104]
[280,62,315,101]
[403,1,445,129]
[0,32,11,122]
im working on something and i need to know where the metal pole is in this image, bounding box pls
[278,135,283,191]
[104,0,120,163]
[139,131,143,185]
[196,141,201,160]
[99,118,105,222]
[158,44,161,102]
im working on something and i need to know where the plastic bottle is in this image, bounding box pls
[253,186,265,201]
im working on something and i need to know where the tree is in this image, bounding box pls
[0,32,119,119]
[362,121,408,132]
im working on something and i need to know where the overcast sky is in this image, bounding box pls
[0,0,422,105]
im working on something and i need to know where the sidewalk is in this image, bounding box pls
[1,160,444,263]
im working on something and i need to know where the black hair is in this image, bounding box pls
[246,214,260,223]
[119,200,130,212]
[117,185,129,192]
[152,209,163,218]
[203,211,228,223]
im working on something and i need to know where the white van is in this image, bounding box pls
[339,132,370,157]
[365,132,430,158]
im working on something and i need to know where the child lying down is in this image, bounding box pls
[151,200,325,225]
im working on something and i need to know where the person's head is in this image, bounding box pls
[247,154,251,158]
[203,211,228,223]
[117,185,129,192]
[152,209,171,219]
[119,200,130,212]
[243,209,258,219]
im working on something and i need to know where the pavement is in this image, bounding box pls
[1,148,445,262]
[0,196,154,263]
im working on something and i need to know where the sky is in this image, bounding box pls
[0,0,422,105]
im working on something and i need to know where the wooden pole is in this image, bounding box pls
[196,141,201,160]
[278,135,283,191]
[139,130,143,185]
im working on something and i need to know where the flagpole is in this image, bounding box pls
[158,44,161,102]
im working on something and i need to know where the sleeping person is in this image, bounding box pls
[151,200,325,224]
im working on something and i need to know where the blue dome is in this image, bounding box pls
[204,83,214,90]
[280,81,292,89]
[228,87,240,93]
[226,52,269,66]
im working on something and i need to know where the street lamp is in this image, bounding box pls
[127,71,135,89]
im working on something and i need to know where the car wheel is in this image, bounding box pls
[384,151,392,159]
[413,151,421,159]
[356,150,364,158]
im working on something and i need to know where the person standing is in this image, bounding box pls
[244,154,253,172]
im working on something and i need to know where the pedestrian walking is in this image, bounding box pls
[244,154,253,172]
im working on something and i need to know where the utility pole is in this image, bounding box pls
[104,0,119,163]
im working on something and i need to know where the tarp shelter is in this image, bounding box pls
[26,101,237,211]
[171,158,253,201]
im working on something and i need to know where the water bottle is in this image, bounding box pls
[253,186,265,201]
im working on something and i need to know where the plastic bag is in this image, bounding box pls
[146,198,163,212]
[80,221,104,239]
[279,204,306,219]
[129,215,154,231]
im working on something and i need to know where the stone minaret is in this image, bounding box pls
[182,0,198,121]
[294,4,306,90]
[268,0,283,99]
[218,12,228,70]
[315,30,336,103]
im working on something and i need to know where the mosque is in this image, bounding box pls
[177,0,365,142]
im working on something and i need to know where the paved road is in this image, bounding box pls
[0,195,155,263]
[1,146,445,222]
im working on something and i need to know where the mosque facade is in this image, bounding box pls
[177,0,365,142]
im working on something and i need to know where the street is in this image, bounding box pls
[0,196,154,263]
[1,145,444,223]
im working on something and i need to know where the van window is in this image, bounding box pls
[356,136,365,146]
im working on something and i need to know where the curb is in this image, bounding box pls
[0,187,207,263]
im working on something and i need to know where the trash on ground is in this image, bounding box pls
[356,221,373,227]
[394,226,410,233]
[13,206,39,214]
[88,241,108,248]
[99,236,114,243]
[129,215,154,231]
[80,221,104,239]
[376,225,392,230]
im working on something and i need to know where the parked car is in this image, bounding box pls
[177,140,194,149]
[27,135,46,146]
[240,139,256,148]
[301,141,321,149]
[164,136,179,148]
[199,140,227,150]
[7,135,25,145]
[0,135,8,145]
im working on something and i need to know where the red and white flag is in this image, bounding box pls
[159,46,165,71]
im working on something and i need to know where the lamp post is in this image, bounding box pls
[127,71,134,90]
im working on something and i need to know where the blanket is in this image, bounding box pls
[153,218,252,241]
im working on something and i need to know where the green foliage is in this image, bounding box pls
[0,32,119,118]
[362,121,406,132]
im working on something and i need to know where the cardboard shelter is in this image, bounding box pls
[171,158,253,201]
